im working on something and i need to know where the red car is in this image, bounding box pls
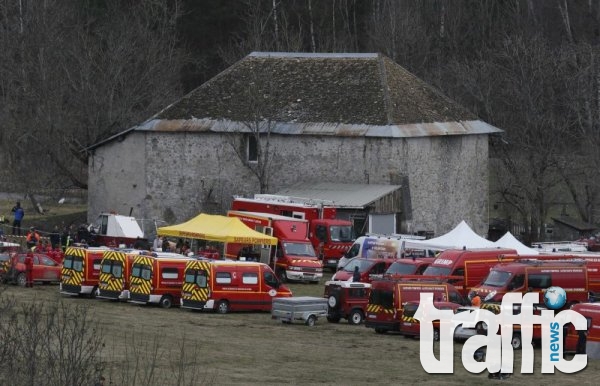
[5,253,62,286]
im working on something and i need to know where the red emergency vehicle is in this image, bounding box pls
[97,249,142,300]
[60,245,107,297]
[181,260,292,313]
[226,211,323,283]
[421,248,518,296]
[471,259,593,305]
[323,280,371,324]
[128,252,193,308]
[231,195,354,270]
[365,280,467,334]
[565,303,600,355]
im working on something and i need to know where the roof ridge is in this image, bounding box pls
[377,53,394,125]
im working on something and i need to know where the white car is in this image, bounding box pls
[453,306,487,341]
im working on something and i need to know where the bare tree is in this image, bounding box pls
[0,0,185,193]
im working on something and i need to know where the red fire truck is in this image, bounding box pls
[226,210,323,283]
[231,195,354,271]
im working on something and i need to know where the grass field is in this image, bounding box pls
[1,276,599,386]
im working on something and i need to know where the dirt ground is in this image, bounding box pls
[1,279,599,386]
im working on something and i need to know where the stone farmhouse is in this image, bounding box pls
[87,52,501,237]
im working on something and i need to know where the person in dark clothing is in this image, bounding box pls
[49,225,61,248]
[352,266,361,282]
[11,201,24,235]
[576,329,588,354]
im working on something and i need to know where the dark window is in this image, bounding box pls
[247,135,258,162]
[508,274,525,290]
[369,289,394,308]
[132,263,152,280]
[315,225,328,242]
[449,291,463,304]
[264,270,279,288]
[528,274,551,289]
[349,288,368,298]
[184,269,208,287]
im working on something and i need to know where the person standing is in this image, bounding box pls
[153,235,163,251]
[49,225,61,249]
[26,227,41,250]
[11,201,24,235]
[352,266,361,282]
[24,252,34,288]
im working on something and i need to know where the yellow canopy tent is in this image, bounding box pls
[157,213,277,245]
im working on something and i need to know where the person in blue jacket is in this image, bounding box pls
[11,201,24,235]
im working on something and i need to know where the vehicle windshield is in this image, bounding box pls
[329,225,353,242]
[385,262,416,275]
[0,253,9,262]
[283,242,316,257]
[131,263,152,280]
[403,303,419,317]
[422,266,451,276]
[343,258,372,272]
[345,243,360,259]
[63,255,83,272]
[482,270,512,287]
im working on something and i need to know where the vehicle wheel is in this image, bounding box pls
[305,315,317,326]
[159,295,173,309]
[326,315,341,323]
[375,328,387,334]
[433,328,440,342]
[511,333,522,350]
[348,309,364,325]
[16,273,26,287]
[216,300,230,314]
[276,268,287,283]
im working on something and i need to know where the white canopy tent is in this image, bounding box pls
[403,220,498,251]
[493,231,539,255]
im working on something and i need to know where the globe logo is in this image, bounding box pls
[543,286,567,310]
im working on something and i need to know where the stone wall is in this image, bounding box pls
[88,131,489,236]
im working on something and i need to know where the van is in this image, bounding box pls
[337,235,438,270]
[471,259,591,305]
[331,257,395,283]
[181,260,292,313]
[97,249,143,300]
[60,245,108,297]
[565,303,600,358]
[129,252,193,308]
[365,280,467,334]
[421,248,517,296]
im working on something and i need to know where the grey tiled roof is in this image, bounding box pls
[155,52,480,126]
